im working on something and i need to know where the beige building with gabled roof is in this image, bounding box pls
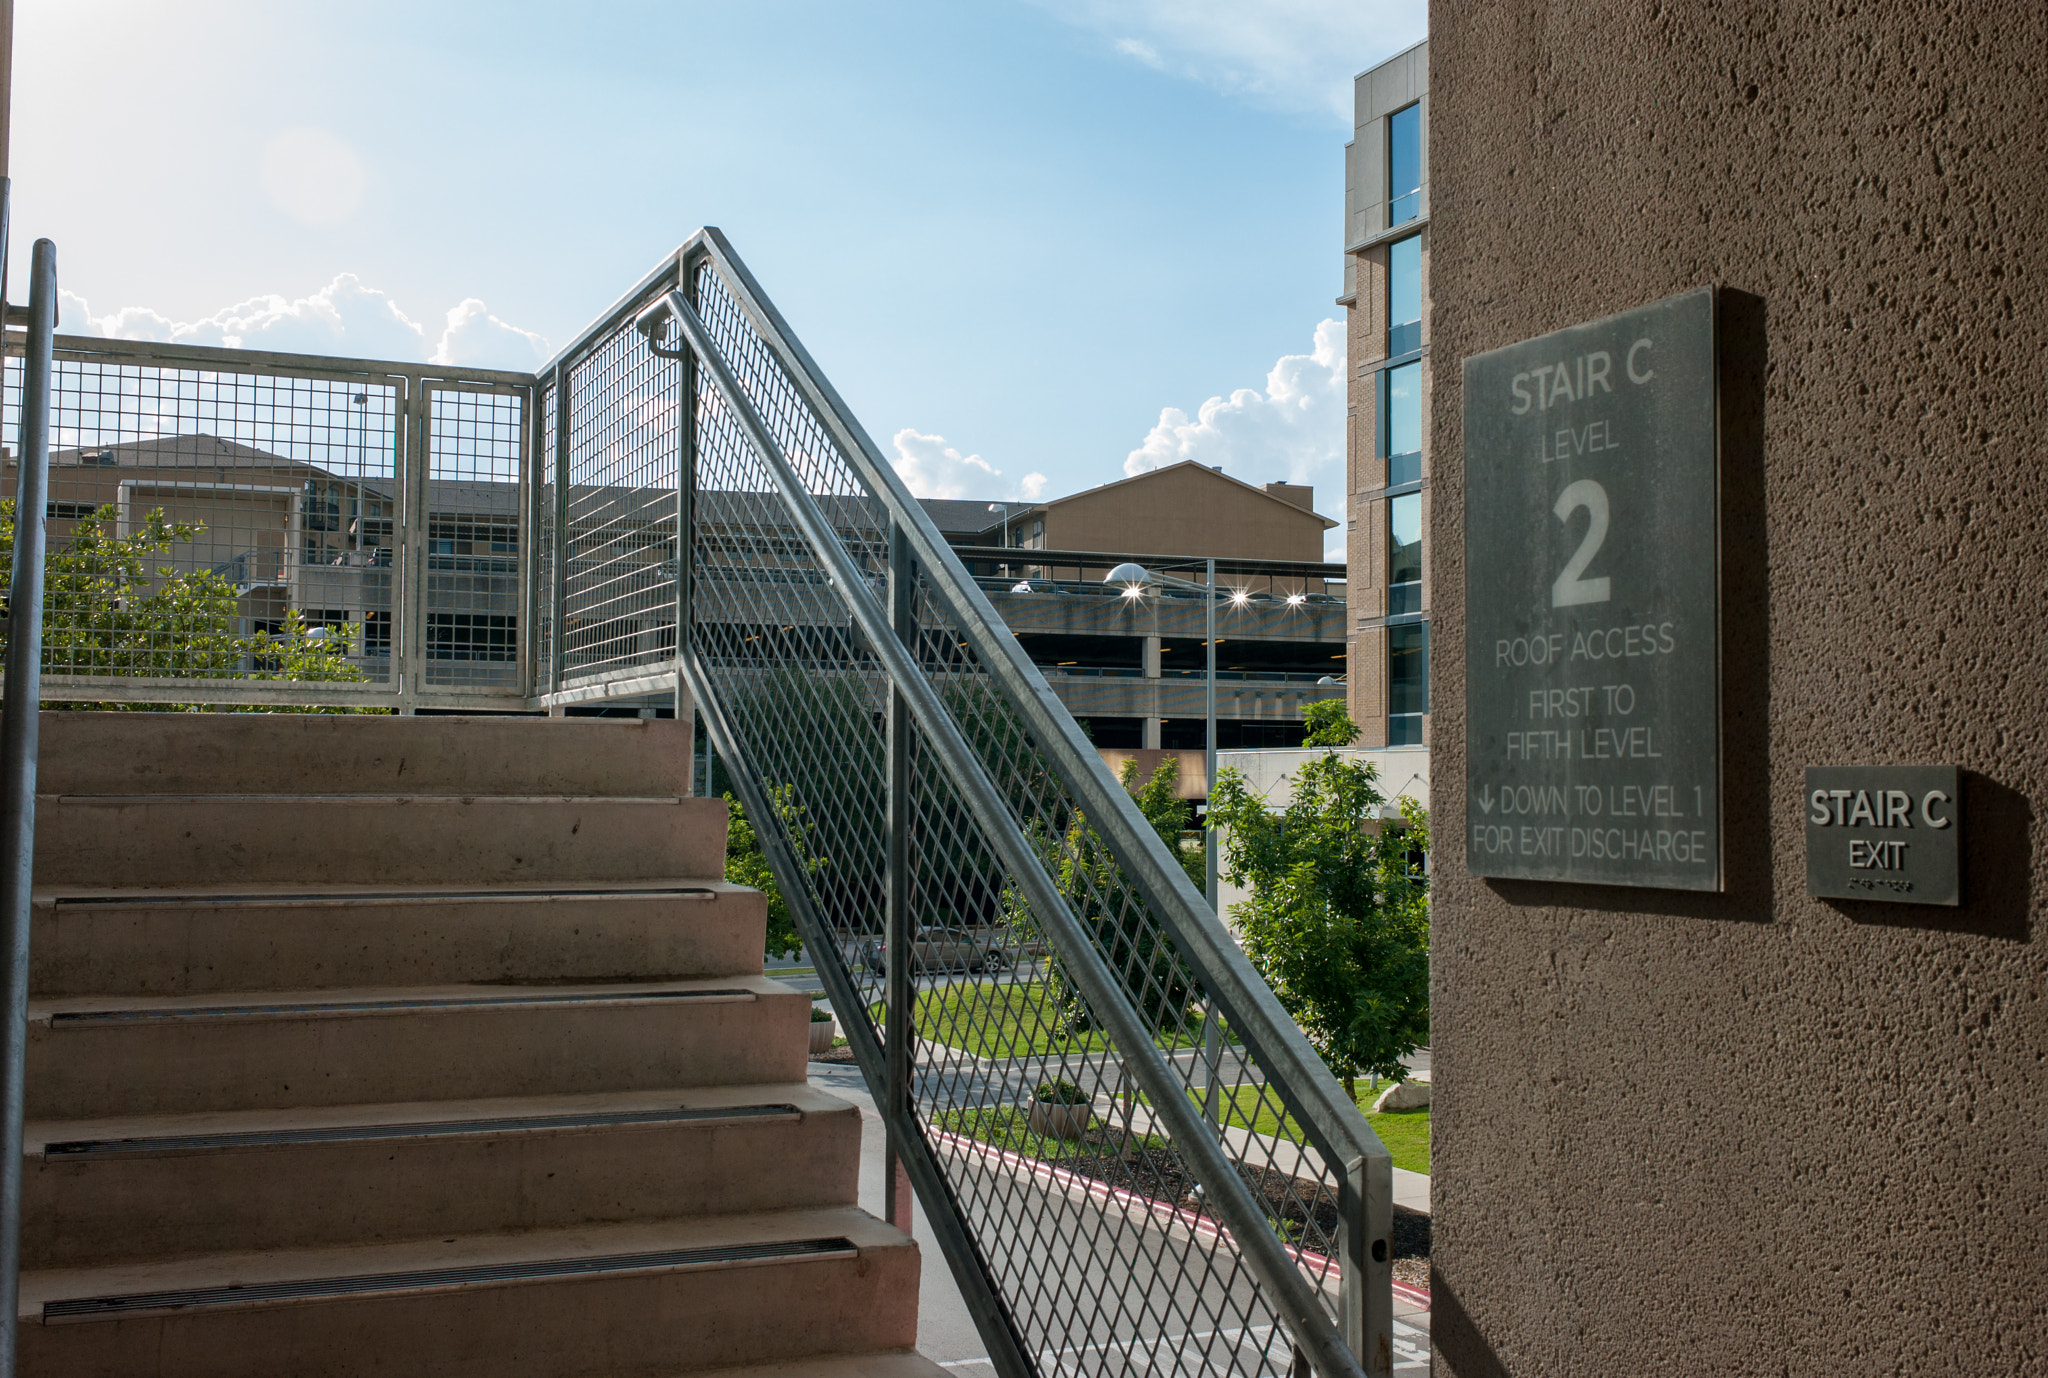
[987,461,1335,562]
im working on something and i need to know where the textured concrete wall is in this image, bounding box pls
[1428,4,2047,1374]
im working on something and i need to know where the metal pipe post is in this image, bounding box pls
[1202,556,1223,1127]
[1204,555,1217,907]
[0,237,57,1378]
[883,522,914,1233]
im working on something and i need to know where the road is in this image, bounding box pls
[808,1059,1432,1376]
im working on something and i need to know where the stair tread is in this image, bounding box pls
[27,1082,853,1154]
[32,973,803,1021]
[44,793,696,803]
[682,1353,951,1378]
[34,877,740,904]
[20,1205,909,1317]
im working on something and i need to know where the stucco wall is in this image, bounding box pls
[1428,4,2047,1375]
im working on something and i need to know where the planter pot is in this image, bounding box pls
[808,1019,837,1055]
[1027,1100,1092,1141]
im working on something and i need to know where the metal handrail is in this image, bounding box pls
[617,230,1393,1377]
[0,235,58,1378]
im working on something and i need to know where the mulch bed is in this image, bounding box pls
[809,1046,860,1066]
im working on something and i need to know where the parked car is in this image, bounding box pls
[867,926,1012,976]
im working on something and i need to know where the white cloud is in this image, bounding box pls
[262,127,368,226]
[890,428,1045,503]
[1125,316,1345,484]
[434,298,551,367]
[58,275,551,370]
[1127,316,1350,561]
[1031,0,1425,123]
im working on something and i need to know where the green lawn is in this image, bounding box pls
[1180,1081,1430,1176]
[879,981,1218,1060]
[932,1106,1171,1163]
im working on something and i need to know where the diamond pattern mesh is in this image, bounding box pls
[566,256,1356,1377]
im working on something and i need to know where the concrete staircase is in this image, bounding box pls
[19,711,938,1378]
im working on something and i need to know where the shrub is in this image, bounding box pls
[1033,1077,1090,1105]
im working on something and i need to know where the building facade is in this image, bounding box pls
[1341,39,1431,752]
[931,463,1347,771]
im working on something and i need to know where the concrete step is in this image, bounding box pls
[18,1206,919,1378]
[35,710,695,797]
[31,880,766,997]
[25,1083,860,1268]
[684,1353,952,1378]
[33,794,727,887]
[29,976,810,1118]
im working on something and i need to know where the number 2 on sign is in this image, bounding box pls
[1552,478,1612,607]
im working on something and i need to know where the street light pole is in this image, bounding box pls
[1201,556,1221,1129]
[1204,555,1217,911]
[1104,558,1229,1127]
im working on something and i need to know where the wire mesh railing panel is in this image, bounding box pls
[557,306,684,685]
[674,247,1368,1376]
[1,345,402,701]
[422,385,526,692]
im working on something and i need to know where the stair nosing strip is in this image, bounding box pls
[50,886,718,908]
[43,1103,808,1158]
[41,1236,860,1321]
[48,988,759,1027]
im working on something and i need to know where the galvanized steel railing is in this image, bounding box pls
[0,225,1397,1376]
[0,335,535,712]
[539,229,1394,1377]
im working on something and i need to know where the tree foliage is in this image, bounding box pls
[1209,717,1429,1094]
[1123,755,1205,892]
[998,756,1203,1038]
[0,499,375,710]
[723,787,818,962]
[1303,697,1362,748]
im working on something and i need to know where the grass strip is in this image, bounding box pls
[878,980,1217,1060]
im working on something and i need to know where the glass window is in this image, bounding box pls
[1388,103,1422,226]
[1389,493,1422,588]
[1382,361,1422,486]
[1389,620,1429,743]
[1388,235,1422,357]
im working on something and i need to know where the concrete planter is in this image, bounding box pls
[808,1018,837,1055]
[1027,1100,1092,1141]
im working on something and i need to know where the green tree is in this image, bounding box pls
[1303,696,1361,747]
[0,500,374,709]
[1123,755,1204,892]
[1209,719,1428,1098]
[723,788,818,962]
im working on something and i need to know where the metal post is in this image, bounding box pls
[0,236,57,1378]
[1204,555,1217,906]
[883,521,914,1234]
[1202,556,1223,1128]
[672,324,695,747]
[549,362,570,698]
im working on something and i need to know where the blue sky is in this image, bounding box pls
[15,1,1424,550]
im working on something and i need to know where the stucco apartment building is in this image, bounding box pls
[1341,39,1430,753]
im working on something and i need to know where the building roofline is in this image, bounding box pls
[1355,35,1429,82]
[1005,461,1338,530]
